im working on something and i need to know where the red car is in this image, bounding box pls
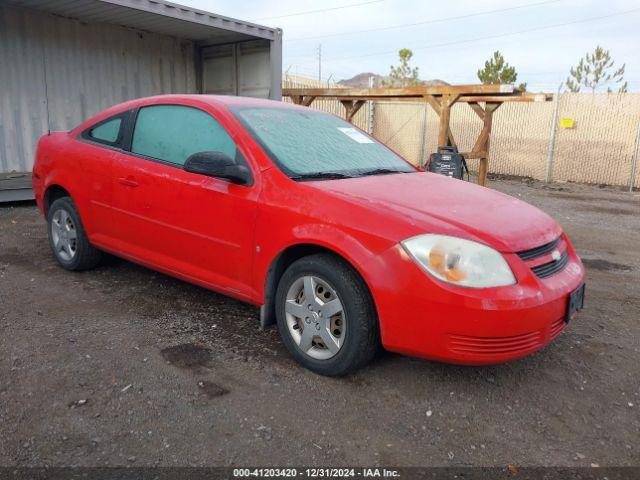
[32,94,585,376]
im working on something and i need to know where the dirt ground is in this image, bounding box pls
[0,178,639,468]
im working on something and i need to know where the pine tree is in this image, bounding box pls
[382,49,421,87]
[477,51,526,91]
[566,46,627,94]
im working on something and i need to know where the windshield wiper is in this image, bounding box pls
[356,168,408,177]
[290,171,355,181]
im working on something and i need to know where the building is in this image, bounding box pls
[0,0,282,200]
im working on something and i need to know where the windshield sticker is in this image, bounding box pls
[337,127,374,144]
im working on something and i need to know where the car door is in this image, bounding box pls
[74,111,132,244]
[110,103,259,299]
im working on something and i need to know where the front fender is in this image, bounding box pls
[253,220,393,306]
[253,220,394,329]
[291,222,383,283]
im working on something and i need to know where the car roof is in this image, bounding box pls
[74,94,316,134]
[118,94,300,111]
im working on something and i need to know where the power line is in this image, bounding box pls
[285,0,562,42]
[256,0,384,21]
[288,7,640,62]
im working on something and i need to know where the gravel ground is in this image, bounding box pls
[0,178,639,468]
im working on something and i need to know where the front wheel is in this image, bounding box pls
[275,253,379,376]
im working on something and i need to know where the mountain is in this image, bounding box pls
[337,72,449,88]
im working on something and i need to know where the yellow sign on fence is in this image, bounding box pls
[560,117,575,129]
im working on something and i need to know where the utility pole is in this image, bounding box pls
[317,44,322,82]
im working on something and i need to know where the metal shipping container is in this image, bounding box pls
[0,0,282,201]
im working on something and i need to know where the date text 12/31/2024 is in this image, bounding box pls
[233,468,400,478]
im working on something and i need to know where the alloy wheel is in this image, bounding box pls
[51,208,78,262]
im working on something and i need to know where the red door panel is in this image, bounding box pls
[110,152,259,300]
[70,142,117,242]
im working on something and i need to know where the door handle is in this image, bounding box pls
[118,176,139,188]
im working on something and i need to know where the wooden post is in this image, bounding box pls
[437,95,453,146]
[424,95,441,115]
[478,102,499,187]
[340,100,366,123]
[302,96,316,106]
[290,95,316,106]
[437,94,459,147]
[468,102,485,121]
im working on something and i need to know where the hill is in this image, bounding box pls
[337,72,449,88]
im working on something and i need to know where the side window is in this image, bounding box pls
[131,105,237,166]
[82,115,124,146]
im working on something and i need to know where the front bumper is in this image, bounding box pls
[365,240,585,365]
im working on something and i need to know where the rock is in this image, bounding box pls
[68,399,88,409]
[257,425,272,441]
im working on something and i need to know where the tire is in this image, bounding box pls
[275,253,379,376]
[47,196,102,271]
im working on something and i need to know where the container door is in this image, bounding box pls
[201,44,236,95]
[237,40,271,99]
[201,41,271,99]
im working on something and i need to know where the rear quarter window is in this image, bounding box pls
[89,118,121,143]
[80,112,130,147]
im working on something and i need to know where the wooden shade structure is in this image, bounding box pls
[283,84,552,186]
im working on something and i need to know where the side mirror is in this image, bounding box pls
[184,151,252,186]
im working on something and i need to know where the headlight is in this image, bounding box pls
[401,234,516,288]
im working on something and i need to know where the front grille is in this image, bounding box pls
[516,237,561,261]
[516,236,569,279]
[531,250,569,278]
[448,331,543,356]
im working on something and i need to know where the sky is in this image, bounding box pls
[175,0,640,92]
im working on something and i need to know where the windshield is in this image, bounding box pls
[230,106,416,180]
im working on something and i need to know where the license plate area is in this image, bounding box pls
[565,283,585,323]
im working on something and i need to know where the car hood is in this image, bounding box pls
[313,172,562,252]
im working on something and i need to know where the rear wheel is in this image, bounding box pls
[47,197,102,271]
[275,253,379,376]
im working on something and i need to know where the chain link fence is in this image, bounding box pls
[551,94,640,188]
[284,76,640,190]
